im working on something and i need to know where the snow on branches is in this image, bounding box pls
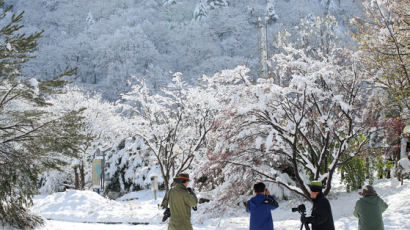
[351,0,409,112]
[121,73,215,208]
[200,17,370,201]
[39,88,126,192]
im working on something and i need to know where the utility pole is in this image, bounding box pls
[258,17,268,79]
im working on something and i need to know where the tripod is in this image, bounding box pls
[299,212,311,230]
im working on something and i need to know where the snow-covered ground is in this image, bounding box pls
[24,179,410,230]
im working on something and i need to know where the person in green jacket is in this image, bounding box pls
[354,185,388,230]
[168,173,198,230]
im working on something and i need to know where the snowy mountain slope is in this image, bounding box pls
[7,0,361,97]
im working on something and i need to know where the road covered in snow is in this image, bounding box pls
[31,179,409,230]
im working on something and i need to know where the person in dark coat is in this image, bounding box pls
[354,185,388,230]
[247,182,279,230]
[302,181,335,230]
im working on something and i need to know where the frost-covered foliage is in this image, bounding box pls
[121,73,216,207]
[39,170,72,194]
[351,0,409,182]
[48,88,129,147]
[38,88,128,194]
[193,0,228,21]
[196,66,300,207]
[35,73,216,199]
[198,17,370,207]
[103,137,162,194]
[8,0,361,97]
[352,0,409,114]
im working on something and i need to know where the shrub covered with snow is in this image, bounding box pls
[103,137,163,195]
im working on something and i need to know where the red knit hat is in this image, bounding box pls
[175,173,190,181]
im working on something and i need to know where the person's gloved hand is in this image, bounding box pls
[187,187,195,195]
[262,197,279,207]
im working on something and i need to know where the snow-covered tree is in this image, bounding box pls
[103,136,162,196]
[201,17,369,202]
[351,0,409,182]
[121,73,215,208]
[352,0,409,114]
[7,0,360,95]
[40,88,128,193]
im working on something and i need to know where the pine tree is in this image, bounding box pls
[0,1,85,228]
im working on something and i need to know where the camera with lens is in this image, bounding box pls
[291,204,310,230]
[291,204,306,214]
[162,208,171,222]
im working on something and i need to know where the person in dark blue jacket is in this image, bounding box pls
[247,182,279,230]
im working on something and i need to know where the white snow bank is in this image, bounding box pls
[27,179,410,230]
[32,189,163,224]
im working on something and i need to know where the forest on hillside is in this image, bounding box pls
[0,0,408,229]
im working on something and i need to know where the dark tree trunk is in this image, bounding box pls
[365,156,370,179]
[80,161,85,189]
[386,169,391,179]
[74,166,79,189]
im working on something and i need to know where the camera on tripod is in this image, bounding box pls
[291,204,310,230]
[291,204,306,214]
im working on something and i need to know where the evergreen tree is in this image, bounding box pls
[0,1,85,228]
